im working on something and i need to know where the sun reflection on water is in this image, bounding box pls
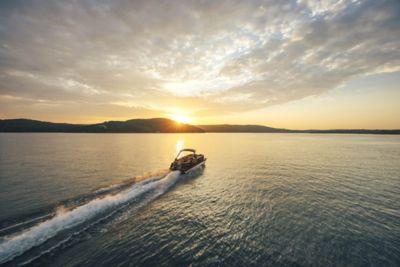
[176,140,184,154]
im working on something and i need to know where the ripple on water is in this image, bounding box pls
[0,133,399,266]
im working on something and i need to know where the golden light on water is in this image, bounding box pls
[175,140,184,154]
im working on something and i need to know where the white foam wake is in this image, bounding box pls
[0,171,181,264]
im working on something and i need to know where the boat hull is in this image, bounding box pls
[180,159,206,174]
[170,158,206,174]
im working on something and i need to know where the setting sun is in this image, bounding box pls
[171,114,191,124]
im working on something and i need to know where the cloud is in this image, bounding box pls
[0,0,399,119]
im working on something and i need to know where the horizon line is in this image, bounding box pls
[1,117,400,132]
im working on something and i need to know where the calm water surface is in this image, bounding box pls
[0,133,399,266]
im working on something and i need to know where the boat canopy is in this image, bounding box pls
[176,148,196,159]
[179,148,196,153]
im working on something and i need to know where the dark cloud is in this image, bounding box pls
[0,0,399,119]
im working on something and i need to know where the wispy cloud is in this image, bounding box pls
[0,0,399,119]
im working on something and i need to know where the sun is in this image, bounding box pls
[171,114,191,124]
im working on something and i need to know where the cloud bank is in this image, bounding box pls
[0,0,399,119]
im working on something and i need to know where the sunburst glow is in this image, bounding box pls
[171,114,191,124]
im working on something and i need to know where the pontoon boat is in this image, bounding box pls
[169,149,206,174]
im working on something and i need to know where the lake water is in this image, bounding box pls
[0,133,399,266]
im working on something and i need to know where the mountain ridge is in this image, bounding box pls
[0,118,204,133]
[0,118,399,134]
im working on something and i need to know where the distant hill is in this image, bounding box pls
[0,119,80,132]
[295,129,400,135]
[0,118,399,134]
[72,118,204,133]
[0,118,204,133]
[198,124,290,133]
[198,124,400,135]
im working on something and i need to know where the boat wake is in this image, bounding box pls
[0,170,182,265]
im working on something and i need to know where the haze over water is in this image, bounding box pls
[0,133,399,266]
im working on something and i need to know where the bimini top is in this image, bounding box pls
[179,148,196,153]
[176,148,196,159]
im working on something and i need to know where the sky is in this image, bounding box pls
[0,0,399,129]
